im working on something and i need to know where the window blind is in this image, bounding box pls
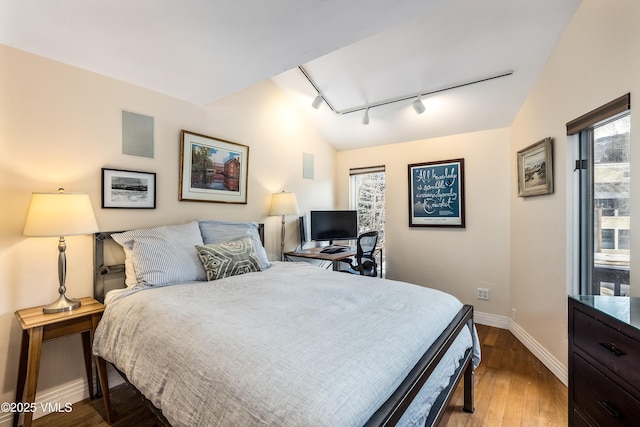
[349,165,385,176]
[566,93,630,135]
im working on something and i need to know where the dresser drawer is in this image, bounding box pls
[573,308,640,390]
[573,408,594,427]
[573,353,640,426]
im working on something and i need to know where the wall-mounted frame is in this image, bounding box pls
[408,158,465,227]
[102,168,156,209]
[517,137,553,197]
[179,130,249,204]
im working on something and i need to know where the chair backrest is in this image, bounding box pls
[357,231,378,260]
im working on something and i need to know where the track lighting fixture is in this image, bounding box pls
[312,94,323,109]
[299,66,514,125]
[412,96,426,114]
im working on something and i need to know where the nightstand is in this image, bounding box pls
[13,297,105,427]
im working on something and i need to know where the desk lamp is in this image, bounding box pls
[23,188,99,313]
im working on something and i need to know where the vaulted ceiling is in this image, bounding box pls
[1,0,581,150]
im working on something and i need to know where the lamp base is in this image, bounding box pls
[42,294,81,314]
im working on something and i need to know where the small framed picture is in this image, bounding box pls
[517,137,553,197]
[408,158,465,227]
[102,168,156,209]
[179,130,249,204]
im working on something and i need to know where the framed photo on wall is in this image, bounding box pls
[408,158,465,227]
[517,137,553,197]
[102,168,156,209]
[179,130,249,204]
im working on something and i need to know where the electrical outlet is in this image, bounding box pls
[512,308,517,321]
[477,288,489,300]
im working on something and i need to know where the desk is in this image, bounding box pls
[285,247,356,271]
[285,246,383,277]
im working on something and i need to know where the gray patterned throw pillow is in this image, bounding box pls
[196,237,262,281]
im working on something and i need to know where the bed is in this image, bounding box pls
[92,220,479,426]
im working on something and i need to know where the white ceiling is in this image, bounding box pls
[1,0,581,151]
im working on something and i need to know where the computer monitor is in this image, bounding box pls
[310,210,358,244]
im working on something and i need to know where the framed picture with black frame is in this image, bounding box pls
[408,158,465,228]
[102,168,156,209]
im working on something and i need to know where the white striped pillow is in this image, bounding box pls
[111,221,206,286]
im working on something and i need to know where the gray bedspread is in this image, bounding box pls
[93,262,479,427]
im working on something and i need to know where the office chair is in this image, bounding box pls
[339,231,379,277]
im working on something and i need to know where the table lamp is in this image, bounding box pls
[269,191,299,261]
[23,188,99,313]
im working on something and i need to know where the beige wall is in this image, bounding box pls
[509,0,640,368]
[336,128,511,316]
[0,45,336,412]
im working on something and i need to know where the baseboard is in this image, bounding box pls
[0,379,87,426]
[508,319,568,386]
[474,311,568,386]
[0,367,124,427]
[474,311,510,329]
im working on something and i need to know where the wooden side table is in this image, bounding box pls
[13,297,105,427]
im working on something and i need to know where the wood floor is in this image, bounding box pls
[440,325,567,426]
[33,325,567,427]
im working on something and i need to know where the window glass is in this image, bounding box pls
[586,113,630,295]
[350,167,386,276]
[349,167,386,245]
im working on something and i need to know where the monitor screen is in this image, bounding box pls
[310,210,358,242]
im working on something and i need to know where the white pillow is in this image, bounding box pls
[111,221,206,286]
[198,220,270,269]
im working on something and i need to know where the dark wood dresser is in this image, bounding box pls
[568,295,640,426]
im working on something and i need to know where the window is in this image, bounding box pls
[349,165,385,246]
[568,94,630,296]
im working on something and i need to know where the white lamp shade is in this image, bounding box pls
[269,192,300,216]
[24,192,99,237]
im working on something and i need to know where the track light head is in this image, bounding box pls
[362,108,370,125]
[312,94,323,109]
[412,97,426,114]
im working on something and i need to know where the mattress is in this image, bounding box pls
[94,261,479,426]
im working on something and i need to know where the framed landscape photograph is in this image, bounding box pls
[408,158,465,227]
[102,168,156,209]
[517,137,553,197]
[179,130,249,204]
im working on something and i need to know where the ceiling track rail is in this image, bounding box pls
[298,66,514,115]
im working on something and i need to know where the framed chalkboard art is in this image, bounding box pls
[408,158,465,228]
